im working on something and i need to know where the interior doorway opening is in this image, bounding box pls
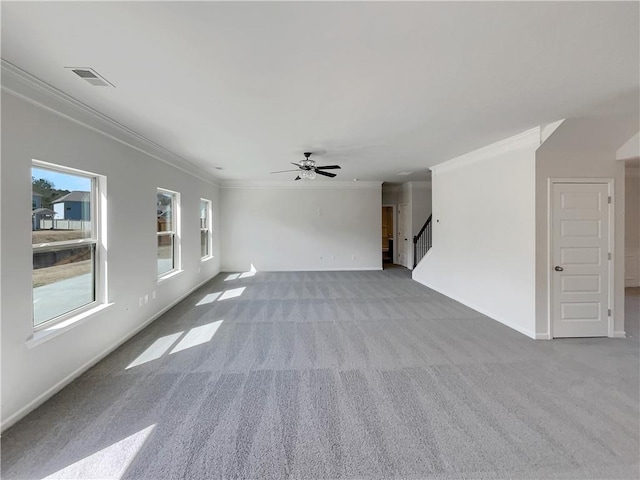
[382,205,395,265]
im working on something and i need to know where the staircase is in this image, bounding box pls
[413,214,432,268]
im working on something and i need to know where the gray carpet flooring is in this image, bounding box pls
[2,270,639,480]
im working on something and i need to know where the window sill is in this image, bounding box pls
[27,302,114,349]
[157,269,184,283]
[201,255,215,263]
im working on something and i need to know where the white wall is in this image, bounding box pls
[625,166,640,287]
[413,128,539,338]
[411,181,432,237]
[220,183,381,271]
[1,91,220,429]
[535,116,637,338]
[382,185,397,206]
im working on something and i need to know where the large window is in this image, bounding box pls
[200,199,212,259]
[32,163,100,327]
[157,189,179,277]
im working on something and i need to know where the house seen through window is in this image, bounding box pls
[32,164,98,327]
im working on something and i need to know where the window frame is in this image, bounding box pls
[200,198,213,260]
[157,188,180,279]
[31,160,104,330]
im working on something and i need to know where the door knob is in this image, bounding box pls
[554,266,563,272]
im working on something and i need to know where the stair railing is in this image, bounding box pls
[413,214,432,268]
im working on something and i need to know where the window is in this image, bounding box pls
[32,162,101,327]
[157,189,179,277]
[200,199,212,259]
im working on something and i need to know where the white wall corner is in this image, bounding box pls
[540,119,565,144]
[1,59,221,187]
[431,126,542,174]
[617,131,640,160]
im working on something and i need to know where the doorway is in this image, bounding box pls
[550,180,613,338]
[382,205,395,265]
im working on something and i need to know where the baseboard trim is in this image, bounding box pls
[612,330,627,338]
[1,272,219,433]
[415,280,537,340]
[535,332,552,340]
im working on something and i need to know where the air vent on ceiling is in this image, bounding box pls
[65,67,115,87]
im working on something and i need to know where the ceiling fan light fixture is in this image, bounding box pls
[271,151,340,181]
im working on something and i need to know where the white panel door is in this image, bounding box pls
[397,204,409,267]
[552,182,610,338]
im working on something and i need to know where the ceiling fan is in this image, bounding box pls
[270,152,341,180]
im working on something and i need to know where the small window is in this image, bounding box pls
[200,199,212,259]
[32,163,101,327]
[157,189,179,277]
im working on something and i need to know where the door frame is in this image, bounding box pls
[382,204,397,265]
[547,178,615,338]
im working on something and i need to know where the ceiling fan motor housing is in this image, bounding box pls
[300,152,315,169]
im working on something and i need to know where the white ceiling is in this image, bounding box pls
[2,1,639,182]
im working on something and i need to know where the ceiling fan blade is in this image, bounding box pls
[291,162,303,167]
[315,169,337,178]
[294,175,301,181]
[270,169,300,174]
[315,165,341,170]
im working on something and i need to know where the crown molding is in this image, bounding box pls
[617,131,640,161]
[1,59,220,187]
[220,180,382,189]
[431,126,541,175]
[541,119,565,144]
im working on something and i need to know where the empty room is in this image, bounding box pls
[1,2,639,479]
